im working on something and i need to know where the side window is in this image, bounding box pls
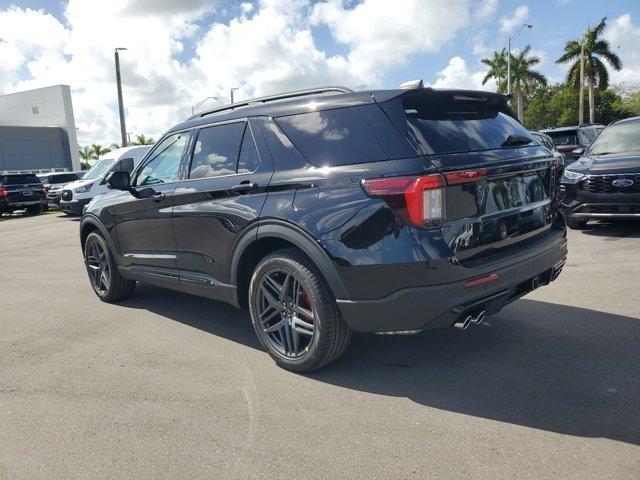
[275,107,387,166]
[237,127,260,174]
[137,133,188,186]
[189,122,245,179]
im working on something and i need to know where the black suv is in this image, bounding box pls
[541,124,604,164]
[80,86,567,371]
[0,173,47,216]
[559,116,640,228]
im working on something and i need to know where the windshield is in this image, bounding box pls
[587,122,640,156]
[547,130,578,146]
[82,158,115,180]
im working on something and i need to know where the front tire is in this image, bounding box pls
[84,232,136,302]
[248,248,351,372]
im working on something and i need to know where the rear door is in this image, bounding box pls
[172,118,273,299]
[113,131,190,287]
[380,90,559,264]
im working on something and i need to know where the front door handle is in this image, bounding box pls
[229,181,256,192]
[152,191,165,202]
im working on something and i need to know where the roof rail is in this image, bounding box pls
[188,86,353,119]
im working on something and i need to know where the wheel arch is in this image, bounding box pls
[230,220,349,308]
[79,216,121,263]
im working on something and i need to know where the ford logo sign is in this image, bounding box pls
[612,178,634,188]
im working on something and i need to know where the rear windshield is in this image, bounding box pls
[48,173,78,184]
[2,174,41,185]
[401,95,534,155]
[546,130,578,146]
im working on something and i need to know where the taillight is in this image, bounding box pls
[0,187,6,197]
[444,168,487,185]
[361,173,446,228]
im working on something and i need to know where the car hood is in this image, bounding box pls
[62,178,96,191]
[566,153,640,175]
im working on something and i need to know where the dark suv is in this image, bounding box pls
[80,86,567,372]
[541,124,604,164]
[0,173,47,216]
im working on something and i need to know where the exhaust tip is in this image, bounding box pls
[454,315,473,330]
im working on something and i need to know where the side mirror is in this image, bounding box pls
[572,148,585,156]
[106,171,131,191]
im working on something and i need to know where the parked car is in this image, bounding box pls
[531,130,565,190]
[559,116,640,229]
[60,146,151,215]
[79,86,567,372]
[541,124,604,164]
[37,171,84,208]
[0,173,47,216]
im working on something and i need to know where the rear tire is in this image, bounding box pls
[84,232,136,302]
[26,205,41,215]
[566,216,587,230]
[248,248,351,372]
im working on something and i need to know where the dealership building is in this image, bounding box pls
[0,85,80,173]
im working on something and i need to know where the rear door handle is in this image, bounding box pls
[229,181,256,192]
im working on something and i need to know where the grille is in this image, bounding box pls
[580,174,640,193]
[61,190,73,201]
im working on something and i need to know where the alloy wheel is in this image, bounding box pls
[255,268,316,358]
[86,241,111,294]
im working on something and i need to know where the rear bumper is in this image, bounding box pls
[60,198,91,215]
[0,198,47,211]
[336,235,567,333]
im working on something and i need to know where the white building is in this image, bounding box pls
[0,85,80,171]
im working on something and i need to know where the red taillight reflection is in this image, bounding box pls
[0,187,6,197]
[464,273,501,288]
[444,168,487,185]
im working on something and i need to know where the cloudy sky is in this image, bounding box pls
[0,0,638,146]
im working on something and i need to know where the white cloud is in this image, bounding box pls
[0,0,474,147]
[604,13,640,84]
[474,0,499,21]
[500,5,529,33]
[311,0,471,80]
[431,56,495,91]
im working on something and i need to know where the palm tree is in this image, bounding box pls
[481,49,508,93]
[131,134,155,146]
[79,146,95,170]
[509,45,547,122]
[556,17,622,124]
[91,144,111,159]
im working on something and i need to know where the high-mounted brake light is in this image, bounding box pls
[361,174,446,228]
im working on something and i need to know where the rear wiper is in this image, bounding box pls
[502,134,533,147]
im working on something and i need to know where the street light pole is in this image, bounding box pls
[579,40,585,126]
[114,48,128,147]
[507,24,533,95]
[230,87,239,104]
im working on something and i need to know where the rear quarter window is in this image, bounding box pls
[275,106,387,166]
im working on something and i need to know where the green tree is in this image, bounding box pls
[79,145,95,170]
[509,45,547,122]
[131,134,155,146]
[481,49,508,93]
[556,17,622,124]
[91,144,110,159]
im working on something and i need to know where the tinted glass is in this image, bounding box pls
[402,97,533,155]
[237,127,260,174]
[137,133,188,186]
[190,122,245,179]
[580,127,602,143]
[2,174,41,185]
[546,130,578,146]
[83,159,114,180]
[276,107,386,166]
[256,119,306,170]
[587,122,640,156]
[50,174,78,184]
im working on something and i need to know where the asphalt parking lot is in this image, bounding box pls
[0,213,639,479]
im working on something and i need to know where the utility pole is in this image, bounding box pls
[230,87,239,104]
[579,40,585,126]
[507,24,533,95]
[114,48,128,147]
